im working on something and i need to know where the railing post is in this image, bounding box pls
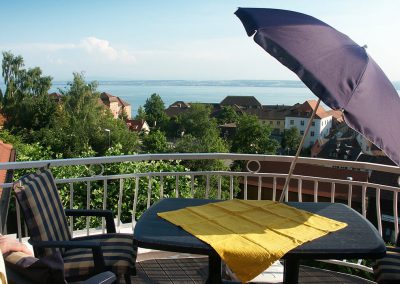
[244,176,248,200]
[117,178,124,233]
[297,179,302,202]
[102,179,108,233]
[191,175,195,198]
[347,177,353,208]
[147,177,152,208]
[376,187,382,236]
[361,184,367,218]
[218,176,222,200]
[86,181,91,236]
[331,183,336,203]
[313,181,318,203]
[160,176,164,199]
[132,177,139,223]
[69,183,74,236]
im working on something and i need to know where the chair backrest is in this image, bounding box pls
[14,168,71,256]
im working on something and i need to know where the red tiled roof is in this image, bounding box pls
[0,141,15,193]
[126,119,148,132]
[290,100,330,119]
[245,161,368,201]
[0,114,5,128]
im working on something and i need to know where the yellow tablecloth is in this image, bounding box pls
[158,199,347,283]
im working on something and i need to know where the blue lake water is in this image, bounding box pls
[50,80,324,116]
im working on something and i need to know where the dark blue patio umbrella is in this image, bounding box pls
[235,8,400,201]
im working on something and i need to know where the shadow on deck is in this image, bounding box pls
[132,257,375,284]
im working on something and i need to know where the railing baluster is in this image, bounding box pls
[69,183,74,236]
[272,177,277,201]
[160,176,164,199]
[147,177,152,209]
[331,183,336,203]
[16,196,22,241]
[244,176,248,200]
[230,176,234,199]
[86,181,91,236]
[175,175,179,198]
[393,191,398,241]
[258,176,262,200]
[205,175,210,199]
[376,187,382,236]
[102,179,108,233]
[362,184,367,218]
[285,183,289,202]
[313,181,318,203]
[347,177,353,208]
[298,179,302,202]
[132,177,139,224]
[218,176,222,199]
[191,175,195,198]
[117,179,124,233]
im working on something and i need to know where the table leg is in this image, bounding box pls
[207,252,222,283]
[283,259,299,284]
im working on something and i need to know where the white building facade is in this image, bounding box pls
[285,113,333,148]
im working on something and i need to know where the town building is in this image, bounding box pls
[285,100,332,148]
[100,92,132,119]
[126,119,150,134]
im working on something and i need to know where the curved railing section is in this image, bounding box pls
[0,153,399,274]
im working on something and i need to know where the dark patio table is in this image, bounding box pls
[133,198,386,284]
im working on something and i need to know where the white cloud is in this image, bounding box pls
[80,37,136,64]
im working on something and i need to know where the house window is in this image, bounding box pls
[269,121,273,125]
[277,121,280,125]
[310,131,315,137]
[300,131,304,135]
[290,120,294,125]
[312,121,315,126]
[300,120,304,126]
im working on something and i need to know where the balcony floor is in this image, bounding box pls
[132,254,375,283]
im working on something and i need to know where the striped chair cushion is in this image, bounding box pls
[373,247,400,284]
[14,168,71,256]
[63,233,136,279]
[4,251,65,284]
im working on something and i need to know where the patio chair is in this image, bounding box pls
[13,167,137,284]
[372,234,400,284]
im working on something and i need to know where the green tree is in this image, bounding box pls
[231,114,279,154]
[177,103,217,138]
[34,73,138,157]
[141,130,169,153]
[1,52,55,134]
[143,93,167,128]
[216,106,240,124]
[281,127,301,154]
[135,105,146,120]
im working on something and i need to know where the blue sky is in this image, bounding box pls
[1,0,399,81]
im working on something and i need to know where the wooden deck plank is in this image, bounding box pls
[132,258,375,283]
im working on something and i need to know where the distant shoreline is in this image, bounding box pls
[50,79,400,90]
[1,80,400,90]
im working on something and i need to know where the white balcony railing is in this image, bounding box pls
[1,153,399,274]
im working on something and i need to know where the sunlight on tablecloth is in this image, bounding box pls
[158,199,347,283]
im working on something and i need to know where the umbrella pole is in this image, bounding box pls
[279,98,321,202]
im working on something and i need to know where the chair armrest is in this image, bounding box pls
[65,209,116,233]
[82,271,117,284]
[386,246,400,253]
[29,239,106,273]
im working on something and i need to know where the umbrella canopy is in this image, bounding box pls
[235,7,400,167]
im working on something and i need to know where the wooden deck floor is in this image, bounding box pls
[132,257,375,284]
